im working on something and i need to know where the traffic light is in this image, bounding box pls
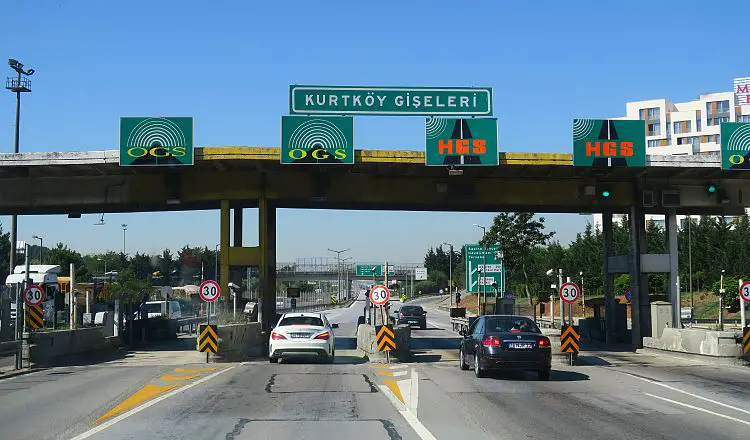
[600,188,611,199]
[706,183,717,194]
[706,182,730,204]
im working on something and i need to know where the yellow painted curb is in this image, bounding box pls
[95,384,177,423]
[382,379,405,403]
[160,374,200,381]
[174,367,216,373]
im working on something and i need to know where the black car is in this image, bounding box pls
[397,305,427,329]
[458,315,551,380]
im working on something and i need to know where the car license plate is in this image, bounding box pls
[509,343,533,349]
[289,333,310,339]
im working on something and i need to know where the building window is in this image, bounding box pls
[648,139,661,148]
[673,121,691,134]
[707,100,730,115]
[640,108,659,121]
[738,115,750,123]
[697,116,702,131]
[648,122,661,136]
[708,116,729,126]
[705,134,721,143]
[677,136,700,146]
[639,109,646,120]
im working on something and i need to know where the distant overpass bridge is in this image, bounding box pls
[276,262,423,282]
[2,146,747,345]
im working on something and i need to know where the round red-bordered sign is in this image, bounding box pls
[741,281,750,303]
[24,284,45,306]
[369,284,391,306]
[559,281,580,304]
[199,280,221,303]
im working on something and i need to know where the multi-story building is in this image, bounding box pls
[591,77,750,229]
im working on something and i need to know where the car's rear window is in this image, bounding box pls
[278,316,324,327]
[400,306,423,315]
[484,317,540,334]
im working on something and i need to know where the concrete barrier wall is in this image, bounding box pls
[29,327,119,364]
[643,327,741,357]
[356,324,410,361]
[207,323,264,361]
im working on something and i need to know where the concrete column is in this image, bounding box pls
[220,200,231,302]
[233,208,243,247]
[628,203,650,347]
[667,213,681,328]
[259,195,277,331]
[602,211,616,345]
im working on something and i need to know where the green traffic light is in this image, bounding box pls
[601,190,611,198]
[708,185,717,193]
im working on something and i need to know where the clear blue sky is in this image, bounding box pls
[0,1,746,263]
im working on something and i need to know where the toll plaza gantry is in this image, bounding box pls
[0,147,746,345]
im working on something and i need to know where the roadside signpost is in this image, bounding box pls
[463,244,504,294]
[414,267,427,281]
[376,325,396,352]
[370,284,392,363]
[369,285,390,306]
[559,282,580,304]
[356,264,395,277]
[289,85,493,116]
[572,119,646,167]
[425,118,498,166]
[281,116,354,165]
[198,280,220,362]
[24,285,44,331]
[119,117,194,166]
[559,281,581,366]
[740,280,750,340]
[198,324,218,360]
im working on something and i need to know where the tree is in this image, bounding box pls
[128,253,154,281]
[481,213,555,308]
[46,243,90,281]
[108,269,154,303]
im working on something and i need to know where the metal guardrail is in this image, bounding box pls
[0,340,21,356]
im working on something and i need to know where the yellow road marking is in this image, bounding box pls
[378,371,395,377]
[160,374,200,381]
[174,367,216,373]
[95,384,176,423]
[383,379,405,403]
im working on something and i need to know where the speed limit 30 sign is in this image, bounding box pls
[741,281,750,303]
[559,282,580,304]
[369,285,391,306]
[199,280,221,303]
[24,284,45,306]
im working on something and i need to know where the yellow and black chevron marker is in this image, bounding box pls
[330,295,338,305]
[376,324,396,352]
[26,304,44,330]
[743,327,750,355]
[560,325,580,354]
[198,324,218,353]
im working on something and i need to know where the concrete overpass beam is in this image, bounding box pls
[602,212,616,345]
[628,202,651,348]
[220,200,230,301]
[259,195,276,331]
[233,208,243,247]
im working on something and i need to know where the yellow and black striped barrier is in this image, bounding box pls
[743,327,750,355]
[330,295,338,305]
[198,324,218,353]
[26,304,44,330]
[376,325,396,352]
[561,325,580,354]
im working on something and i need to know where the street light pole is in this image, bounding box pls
[327,248,350,303]
[580,271,585,308]
[121,224,128,254]
[32,235,43,264]
[720,269,725,331]
[688,216,693,309]
[442,242,453,306]
[6,59,35,274]
[215,244,219,283]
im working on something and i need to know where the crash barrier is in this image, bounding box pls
[643,327,741,358]
[177,316,207,334]
[356,323,410,361]
[0,340,21,370]
[29,327,119,365]
[202,322,264,361]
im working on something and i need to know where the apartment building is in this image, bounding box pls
[591,77,750,229]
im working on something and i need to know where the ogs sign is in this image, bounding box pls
[120,117,194,166]
[281,116,354,165]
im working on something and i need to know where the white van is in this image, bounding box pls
[143,301,182,319]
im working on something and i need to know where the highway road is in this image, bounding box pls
[2,293,750,439]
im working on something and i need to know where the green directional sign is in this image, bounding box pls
[120,117,193,166]
[721,123,750,170]
[425,118,498,166]
[290,85,492,116]
[464,244,505,295]
[573,119,646,167]
[281,116,354,165]
[356,264,395,277]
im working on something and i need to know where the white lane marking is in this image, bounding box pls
[378,384,437,440]
[617,370,750,416]
[69,366,236,440]
[645,393,750,426]
[410,370,419,414]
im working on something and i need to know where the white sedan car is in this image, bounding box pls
[269,312,337,363]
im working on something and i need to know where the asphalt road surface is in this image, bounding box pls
[3,294,750,439]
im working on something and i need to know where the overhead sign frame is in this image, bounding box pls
[119,117,194,166]
[425,118,498,166]
[281,115,354,165]
[572,119,646,167]
[289,85,493,116]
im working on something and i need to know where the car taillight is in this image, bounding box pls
[399,313,405,317]
[271,331,287,340]
[314,331,330,340]
[482,336,501,347]
[538,337,551,348]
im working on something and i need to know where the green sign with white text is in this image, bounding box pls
[119,117,193,166]
[464,244,504,295]
[573,119,645,167]
[290,85,492,116]
[721,123,750,170]
[356,264,395,277]
[425,118,498,166]
[281,116,354,164]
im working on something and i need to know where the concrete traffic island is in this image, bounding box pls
[356,323,410,362]
[28,327,120,365]
[199,322,265,362]
[643,327,742,358]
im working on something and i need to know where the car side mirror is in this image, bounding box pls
[331,323,339,329]
[423,311,427,315]
[458,329,467,337]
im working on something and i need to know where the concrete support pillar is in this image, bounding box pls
[259,195,277,331]
[233,208,243,247]
[220,200,231,302]
[628,203,651,347]
[666,213,681,328]
[602,212,616,345]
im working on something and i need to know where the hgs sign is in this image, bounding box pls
[573,119,646,167]
[425,118,498,166]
